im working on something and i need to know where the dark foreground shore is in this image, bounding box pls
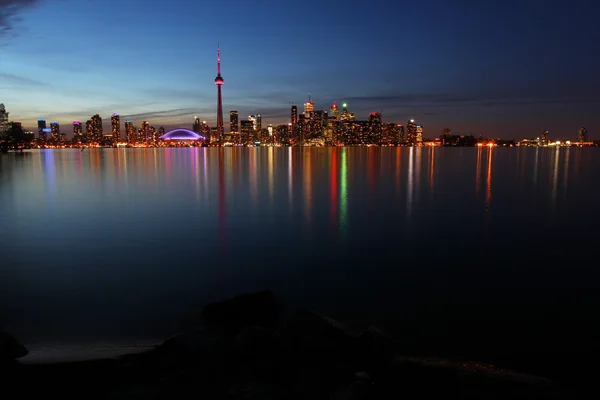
[1,291,574,399]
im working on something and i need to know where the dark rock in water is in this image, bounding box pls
[0,331,28,361]
[145,328,230,372]
[233,326,282,362]
[356,325,396,368]
[282,309,358,365]
[201,290,283,334]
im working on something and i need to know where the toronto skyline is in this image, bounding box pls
[1,0,599,139]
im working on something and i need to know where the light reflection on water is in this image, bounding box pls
[1,147,599,359]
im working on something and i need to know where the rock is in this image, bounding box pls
[282,309,358,365]
[0,331,28,362]
[356,325,396,368]
[201,290,283,335]
[144,328,230,372]
[233,326,282,361]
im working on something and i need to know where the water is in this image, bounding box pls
[1,147,599,371]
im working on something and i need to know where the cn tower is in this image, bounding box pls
[214,45,224,145]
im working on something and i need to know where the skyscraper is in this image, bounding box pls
[86,120,93,141]
[406,119,417,145]
[37,119,47,141]
[291,105,297,125]
[304,96,314,119]
[230,111,239,134]
[90,114,102,142]
[541,130,549,146]
[193,116,201,134]
[111,114,120,143]
[214,46,224,145]
[125,120,135,144]
[330,103,339,121]
[578,127,587,143]
[50,122,60,141]
[141,121,150,143]
[73,121,82,141]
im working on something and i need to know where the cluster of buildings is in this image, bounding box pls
[3,46,596,149]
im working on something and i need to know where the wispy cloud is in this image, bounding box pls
[120,108,198,120]
[0,72,51,87]
[0,0,42,39]
[339,92,600,108]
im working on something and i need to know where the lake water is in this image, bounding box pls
[1,147,599,372]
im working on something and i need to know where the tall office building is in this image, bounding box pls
[406,119,418,145]
[304,96,314,119]
[193,116,201,133]
[111,114,121,143]
[340,103,354,121]
[416,125,423,145]
[249,114,261,131]
[578,127,587,143]
[141,121,150,143]
[541,130,549,146]
[90,114,102,142]
[330,103,339,121]
[240,120,253,144]
[291,105,298,125]
[125,120,135,143]
[73,121,82,141]
[229,111,239,134]
[50,122,60,141]
[86,120,93,140]
[37,119,47,141]
[158,126,165,139]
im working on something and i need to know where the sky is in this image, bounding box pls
[0,0,598,140]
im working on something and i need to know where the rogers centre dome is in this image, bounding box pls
[159,128,205,141]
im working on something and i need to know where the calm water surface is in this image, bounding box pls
[1,147,599,367]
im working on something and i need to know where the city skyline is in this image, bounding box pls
[1,0,599,139]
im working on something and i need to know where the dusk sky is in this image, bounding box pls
[1,0,598,139]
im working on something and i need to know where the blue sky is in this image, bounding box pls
[1,0,598,139]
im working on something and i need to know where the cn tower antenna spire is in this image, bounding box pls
[214,43,224,145]
[217,42,221,75]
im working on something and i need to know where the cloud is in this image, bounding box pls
[0,72,50,87]
[120,108,198,120]
[0,0,42,38]
[338,92,600,109]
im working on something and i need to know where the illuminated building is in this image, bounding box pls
[229,111,239,134]
[50,122,60,141]
[37,119,47,141]
[200,121,211,140]
[141,121,150,143]
[340,103,355,121]
[330,103,339,121]
[193,116,201,134]
[73,121,82,141]
[86,120,93,141]
[541,130,549,146]
[578,127,587,143]
[406,119,417,145]
[158,126,165,139]
[291,105,297,125]
[125,120,135,143]
[416,125,423,145]
[249,114,261,132]
[240,119,253,144]
[304,96,314,119]
[111,114,120,143]
[90,114,103,142]
[214,46,224,144]
[369,112,382,124]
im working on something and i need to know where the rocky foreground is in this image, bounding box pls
[1,290,568,399]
